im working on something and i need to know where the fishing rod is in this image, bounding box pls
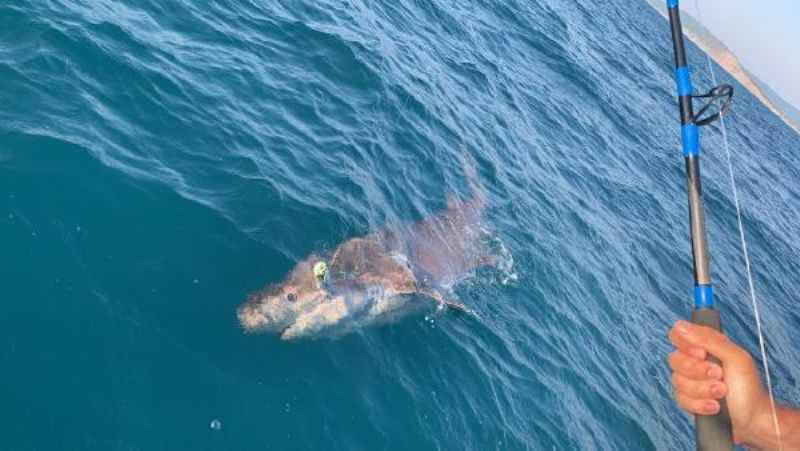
[664,1,735,450]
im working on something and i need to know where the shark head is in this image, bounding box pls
[237,256,328,334]
[238,239,432,339]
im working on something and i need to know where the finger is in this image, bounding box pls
[672,372,728,399]
[668,350,723,381]
[668,326,708,359]
[674,391,720,416]
[673,320,747,366]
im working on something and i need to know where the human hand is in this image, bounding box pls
[667,320,772,446]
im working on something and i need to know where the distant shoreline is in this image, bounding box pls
[649,4,800,135]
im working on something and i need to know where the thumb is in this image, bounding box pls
[674,320,746,366]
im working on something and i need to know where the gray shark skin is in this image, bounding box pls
[238,172,492,339]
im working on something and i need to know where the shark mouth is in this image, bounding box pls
[277,287,428,340]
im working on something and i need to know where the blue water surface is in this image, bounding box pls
[1,0,799,449]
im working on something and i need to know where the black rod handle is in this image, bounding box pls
[691,309,734,451]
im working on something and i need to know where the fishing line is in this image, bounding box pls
[692,1,783,447]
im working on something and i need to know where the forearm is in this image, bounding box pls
[743,404,800,451]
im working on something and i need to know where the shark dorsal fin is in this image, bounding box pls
[446,194,460,211]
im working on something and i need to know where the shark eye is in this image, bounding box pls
[286,293,296,302]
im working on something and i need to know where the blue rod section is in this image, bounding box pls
[694,284,714,309]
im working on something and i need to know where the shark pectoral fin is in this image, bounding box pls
[422,289,476,317]
[444,300,470,314]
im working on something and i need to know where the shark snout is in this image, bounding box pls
[237,303,267,332]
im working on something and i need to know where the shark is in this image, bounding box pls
[237,171,495,339]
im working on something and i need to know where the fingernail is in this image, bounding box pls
[675,321,691,336]
[707,366,722,379]
[704,401,719,414]
[711,383,724,397]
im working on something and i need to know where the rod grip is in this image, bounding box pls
[691,308,734,451]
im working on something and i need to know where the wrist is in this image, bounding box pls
[739,396,781,450]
